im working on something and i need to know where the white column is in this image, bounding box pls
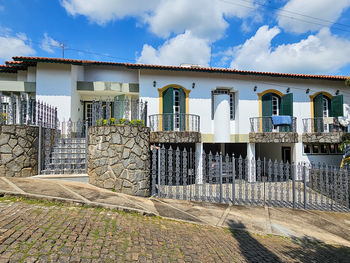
[195,143,203,184]
[247,143,256,182]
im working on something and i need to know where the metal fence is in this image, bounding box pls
[151,146,349,212]
[149,113,200,132]
[250,116,297,132]
[0,92,57,128]
[91,97,147,126]
[303,117,348,133]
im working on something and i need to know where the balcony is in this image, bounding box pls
[149,113,201,143]
[302,117,349,143]
[249,116,298,143]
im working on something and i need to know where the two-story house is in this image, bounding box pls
[1,56,349,167]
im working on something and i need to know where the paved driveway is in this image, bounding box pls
[0,198,350,262]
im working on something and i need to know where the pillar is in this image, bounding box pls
[195,143,203,184]
[247,143,256,182]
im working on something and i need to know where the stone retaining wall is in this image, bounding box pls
[150,131,201,143]
[0,125,53,177]
[249,132,298,143]
[88,125,150,197]
[302,132,343,143]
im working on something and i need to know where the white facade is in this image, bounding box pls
[1,57,349,166]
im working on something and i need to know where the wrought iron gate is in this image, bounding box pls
[39,119,88,175]
[151,146,350,213]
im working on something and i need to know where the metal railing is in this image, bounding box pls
[250,116,297,132]
[303,117,348,133]
[0,92,57,128]
[91,97,147,126]
[151,146,350,213]
[149,113,200,132]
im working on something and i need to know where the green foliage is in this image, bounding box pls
[94,118,144,127]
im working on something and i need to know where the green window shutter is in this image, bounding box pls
[162,87,173,131]
[262,93,272,132]
[262,93,272,116]
[280,93,293,132]
[179,88,186,131]
[313,93,324,132]
[281,93,293,116]
[114,94,125,120]
[313,93,323,118]
[331,95,343,117]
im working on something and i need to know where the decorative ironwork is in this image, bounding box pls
[151,148,350,213]
[149,113,200,132]
[250,116,297,132]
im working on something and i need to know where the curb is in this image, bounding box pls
[0,190,157,217]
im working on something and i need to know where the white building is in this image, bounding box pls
[1,56,349,166]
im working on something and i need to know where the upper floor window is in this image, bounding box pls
[313,93,343,118]
[211,89,235,120]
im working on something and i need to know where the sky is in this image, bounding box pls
[1,0,350,76]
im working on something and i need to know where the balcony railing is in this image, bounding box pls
[250,116,297,132]
[149,113,200,132]
[302,117,348,133]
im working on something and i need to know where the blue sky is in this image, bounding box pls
[1,0,350,75]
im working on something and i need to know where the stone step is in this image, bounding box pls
[41,169,86,175]
[46,163,86,169]
[49,159,86,164]
[51,153,86,159]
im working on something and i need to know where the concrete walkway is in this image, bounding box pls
[1,176,350,248]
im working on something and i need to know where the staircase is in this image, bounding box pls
[42,138,87,174]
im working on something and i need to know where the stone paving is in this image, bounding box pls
[0,197,350,263]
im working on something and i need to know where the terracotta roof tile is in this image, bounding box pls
[11,56,349,81]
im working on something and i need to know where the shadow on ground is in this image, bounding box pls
[227,219,350,263]
[282,237,350,263]
[228,220,282,262]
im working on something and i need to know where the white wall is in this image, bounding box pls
[84,66,138,83]
[36,95,71,122]
[17,70,27,81]
[71,65,83,122]
[36,63,73,121]
[27,67,36,82]
[0,73,17,81]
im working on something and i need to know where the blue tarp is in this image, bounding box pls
[271,115,292,125]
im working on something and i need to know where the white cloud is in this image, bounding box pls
[0,29,35,61]
[147,0,256,40]
[136,30,211,66]
[277,0,350,33]
[60,0,160,25]
[229,25,350,74]
[61,0,256,39]
[40,33,60,53]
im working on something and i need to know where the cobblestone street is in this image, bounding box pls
[0,197,349,263]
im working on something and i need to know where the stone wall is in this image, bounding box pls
[88,125,150,197]
[0,125,53,177]
[150,131,201,144]
[249,132,298,143]
[302,132,343,143]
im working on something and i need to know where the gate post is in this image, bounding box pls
[158,146,161,198]
[85,121,89,173]
[38,122,42,175]
[219,153,223,203]
[303,163,307,209]
[292,163,296,209]
[232,154,235,204]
